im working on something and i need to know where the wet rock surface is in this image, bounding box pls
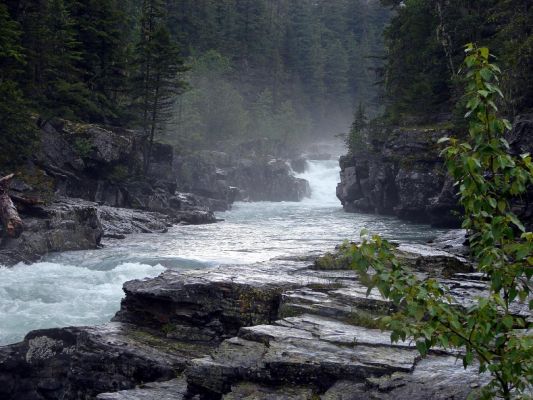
[0,196,216,265]
[337,117,533,227]
[0,241,503,399]
[177,153,311,203]
[96,378,188,400]
[0,198,103,265]
[336,127,459,227]
[0,322,209,400]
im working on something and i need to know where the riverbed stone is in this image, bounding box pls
[0,241,506,399]
[96,378,188,400]
[0,198,103,265]
[224,382,316,399]
[0,322,210,400]
[112,260,328,341]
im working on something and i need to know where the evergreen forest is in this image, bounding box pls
[0,0,389,162]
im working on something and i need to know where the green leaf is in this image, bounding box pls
[502,315,514,329]
[509,214,526,232]
[416,340,428,356]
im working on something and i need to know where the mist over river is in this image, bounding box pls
[0,159,448,345]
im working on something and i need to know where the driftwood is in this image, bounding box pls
[0,174,24,238]
[11,194,44,207]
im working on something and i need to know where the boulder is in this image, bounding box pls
[228,159,311,202]
[0,323,207,400]
[337,116,533,227]
[336,127,459,226]
[0,198,103,265]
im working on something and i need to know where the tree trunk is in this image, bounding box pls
[0,174,23,238]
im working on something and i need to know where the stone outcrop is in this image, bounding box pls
[1,234,511,399]
[337,116,533,228]
[177,152,310,203]
[336,126,460,227]
[0,323,209,400]
[0,195,217,265]
[0,198,103,265]
[31,120,231,215]
[31,120,310,210]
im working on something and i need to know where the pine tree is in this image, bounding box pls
[346,102,367,155]
[133,0,187,172]
[0,4,35,167]
[70,0,135,122]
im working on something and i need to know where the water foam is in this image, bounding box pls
[0,159,448,346]
[296,159,341,206]
[0,261,165,345]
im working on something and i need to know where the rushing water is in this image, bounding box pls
[0,159,448,345]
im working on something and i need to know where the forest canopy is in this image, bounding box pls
[0,0,390,160]
[380,0,533,123]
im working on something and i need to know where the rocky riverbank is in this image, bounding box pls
[2,231,525,400]
[336,115,533,228]
[0,120,311,265]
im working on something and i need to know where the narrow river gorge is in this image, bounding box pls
[0,159,448,346]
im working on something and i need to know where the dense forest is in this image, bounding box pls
[380,0,533,122]
[0,0,389,166]
[344,0,533,154]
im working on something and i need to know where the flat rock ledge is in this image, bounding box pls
[1,244,512,400]
[0,196,216,266]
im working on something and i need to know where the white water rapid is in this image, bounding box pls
[0,159,448,345]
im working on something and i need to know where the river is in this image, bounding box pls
[0,159,448,345]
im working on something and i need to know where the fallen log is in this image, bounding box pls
[0,174,24,238]
[11,194,44,207]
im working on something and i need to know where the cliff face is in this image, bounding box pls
[0,120,310,265]
[337,126,460,227]
[336,116,533,228]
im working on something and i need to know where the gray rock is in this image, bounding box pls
[0,323,208,400]
[337,127,458,226]
[0,198,103,265]
[337,116,533,228]
[229,159,310,202]
[322,355,489,400]
[290,158,308,174]
[97,378,188,400]
[224,382,315,399]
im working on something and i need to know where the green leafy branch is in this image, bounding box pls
[343,44,532,399]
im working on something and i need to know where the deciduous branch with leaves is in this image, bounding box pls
[343,44,532,399]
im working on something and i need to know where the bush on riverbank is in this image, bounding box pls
[343,46,533,399]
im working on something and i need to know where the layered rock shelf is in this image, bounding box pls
[0,120,313,265]
[0,196,216,265]
[1,236,517,399]
[336,116,533,228]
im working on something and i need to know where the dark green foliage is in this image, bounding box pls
[167,0,390,143]
[383,0,448,118]
[345,103,368,154]
[344,46,533,400]
[379,0,533,121]
[3,0,136,123]
[0,4,36,168]
[69,0,135,122]
[132,0,187,171]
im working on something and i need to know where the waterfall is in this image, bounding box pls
[296,159,341,206]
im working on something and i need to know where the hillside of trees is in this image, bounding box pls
[379,0,533,124]
[0,0,390,167]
